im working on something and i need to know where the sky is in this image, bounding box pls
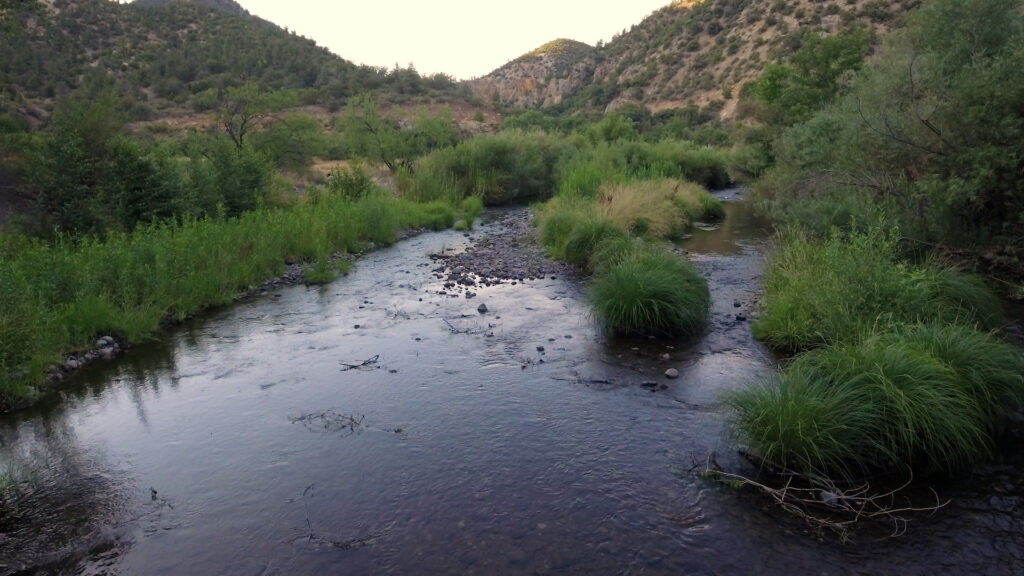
[232,0,673,80]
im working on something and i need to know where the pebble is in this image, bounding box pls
[477,303,488,314]
[735,314,747,322]
[665,368,679,379]
[536,346,545,352]
[659,353,671,361]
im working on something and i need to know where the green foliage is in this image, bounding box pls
[336,96,460,173]
[752,227,1004,354]
[589,243,709,337]
[326,165,375,200]
[757,0,1024,248]
[252,112,325,172]
[562,218,628,271]
[728,324,1024,480]
[751,25,871,125]
[0,190,456,401]
[456,195,484,230]
[413,131,565,205]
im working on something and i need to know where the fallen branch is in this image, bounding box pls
[339,355,379,371]
[695,452,950,540]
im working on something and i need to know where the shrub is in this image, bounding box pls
[562,218,627,271]
[598,179,722,240]
[589,244,709,337]
[752,227,1004,353]
[728,324,1024,480]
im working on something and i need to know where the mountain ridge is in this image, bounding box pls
[471,0,917,117]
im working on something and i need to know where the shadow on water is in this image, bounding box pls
[1,191,1021,574]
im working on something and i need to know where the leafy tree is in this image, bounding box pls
[337,95,459,173]
[752,26,871,125]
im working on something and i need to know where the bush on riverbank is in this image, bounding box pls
[598,179,723,240]
[0,189,455,401]
[590,242,709,337]
[728,324,1024,480]
[752,227,1004,354]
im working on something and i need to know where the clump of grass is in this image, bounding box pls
[589,244,709,337]
[454,195,484,231]
[562,217,627,271]
[536,197,596,260]
[303,256,349,285]
[727,324,1024,480]
[598,178,721,240]
[752,227,1005,354]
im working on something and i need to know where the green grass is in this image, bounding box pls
[562,217,628,271]
[727,324,1024,480]
[752,227,1005,354]
[589,243,710,337]
[0,189,456,401]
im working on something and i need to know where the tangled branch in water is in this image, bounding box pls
[694,452,950,540]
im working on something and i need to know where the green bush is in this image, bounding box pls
[562,218,627,271]
[589,244,709,337]
[752,227,1004,353]
[728,324,1024,479]
[413,131,565,205]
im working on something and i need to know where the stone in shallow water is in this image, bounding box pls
[477,303,488,314]
[665,368,679,379]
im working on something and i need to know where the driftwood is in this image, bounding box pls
[695,452,950,540]
[339,355,379,371]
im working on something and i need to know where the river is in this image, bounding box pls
[1,192,1021,574]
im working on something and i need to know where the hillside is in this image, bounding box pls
[0,0,465,129]
[471,0,920,116]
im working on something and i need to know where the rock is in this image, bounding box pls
[659,353,671,361]
[477,303,488,314]
[465,292,476,299]
[641,381,658,388]
[99,348,115,360]
[736,314,747,322]
[734,301,741,308]
[65,358,79,371]
[536,346,545,352]
[354,324,360,329]
[665,368,679,379]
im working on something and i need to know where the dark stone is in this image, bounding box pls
[477,303,488,314]
[536,346,545,352]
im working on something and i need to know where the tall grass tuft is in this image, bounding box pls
[562,218,627,271]
[589,244,709,337]
[598,178,722,240]
[728,324,1024,480]
[752,226,1005,354]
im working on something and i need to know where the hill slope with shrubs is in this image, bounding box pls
[471,0,919,116]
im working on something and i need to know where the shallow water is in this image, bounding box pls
[1,192,1021,575]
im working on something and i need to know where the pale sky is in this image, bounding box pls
[231,1,673,80]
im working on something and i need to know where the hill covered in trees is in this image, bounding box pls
[0,0,465,130]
